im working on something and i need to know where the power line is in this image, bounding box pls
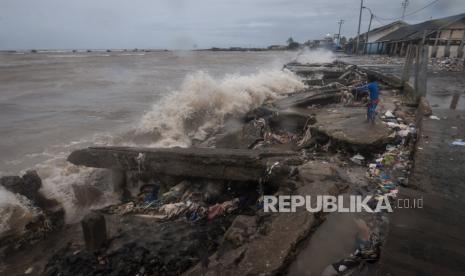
[376,0,441,21]
[373,16,386,26]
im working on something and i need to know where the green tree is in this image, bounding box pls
[286,37,300,50]
[340,36,347,46]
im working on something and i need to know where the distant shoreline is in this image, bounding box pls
[0,47,292,55]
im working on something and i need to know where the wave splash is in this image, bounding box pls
[131,69,305,147]
[295,48,336,64]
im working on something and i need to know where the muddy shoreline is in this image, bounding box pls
[1,60,422,275]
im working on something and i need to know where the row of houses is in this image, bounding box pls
[354,13,465,58]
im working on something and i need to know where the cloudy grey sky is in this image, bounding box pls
[1,0,464,50]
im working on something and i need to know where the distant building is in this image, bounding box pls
[354,21,408,54]
[357,13,465,58]
[320,34,336,49]
[267,45,287,50]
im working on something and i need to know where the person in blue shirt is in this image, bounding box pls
[355,75,380,123]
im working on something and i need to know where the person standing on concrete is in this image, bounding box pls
[355,75,380,123]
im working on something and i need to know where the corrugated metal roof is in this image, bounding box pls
[360,20,408,38]
[377,13,465,42]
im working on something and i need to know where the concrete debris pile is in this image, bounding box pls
[49,146,287,275]
[285,62,367,87]
[2,60,422,275]
[368,56,405,65]
[44,174,264,275]
[43,149,301,275]
[216,62,398,154]
[430,57,465,72]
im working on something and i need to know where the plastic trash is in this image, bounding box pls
[429,115,440,120]
[350,154,365,165]
[384,110,395,118]
[397,129,410,137]
[386,122,400,128]
[452,139,465,147]
[382,155,395,166]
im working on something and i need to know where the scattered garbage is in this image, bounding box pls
[263,131,301,145]
[207,198,240,220]
[350,154,365,165]
[384,110,395,119]
[452,139,465,147]
[326,126,414,273]
[429,115,440,120]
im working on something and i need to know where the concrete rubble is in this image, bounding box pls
[0,60,421,275]
[430,57,465,72]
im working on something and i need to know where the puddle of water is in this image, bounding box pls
[428,92,465,110]
[287,212,359,276]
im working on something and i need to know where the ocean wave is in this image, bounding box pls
[130,69,306,147]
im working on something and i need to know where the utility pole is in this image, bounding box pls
[337,19,345,46]
[363,6,374,54]
[365,13,374,54]
[356,0,364,54]
[401,0,410,20]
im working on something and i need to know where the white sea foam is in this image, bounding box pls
[0,186,35,237]
[35,154,119,223]
[295,48,336,64]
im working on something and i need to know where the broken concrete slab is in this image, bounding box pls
[243,106,316,133]
[269,108,316,133]
[311,107,394,151]
[285,64,345,79]
[222,215,257,248]
[68,147,299,183]
[215,119,268,149]
[272,90,341,110]
[243,106,276,121]
[0,171,42,203]
[185,161,347,275]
